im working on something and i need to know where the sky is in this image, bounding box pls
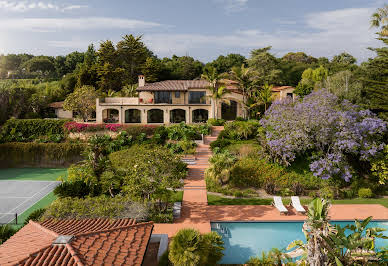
[0,0,385,63]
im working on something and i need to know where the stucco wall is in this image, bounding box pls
[55,108,73,119]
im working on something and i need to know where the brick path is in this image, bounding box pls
[153,126,388,237]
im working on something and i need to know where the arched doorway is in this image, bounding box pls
[147,109,164,123]
[170,109,186,123]
[125,109,141,123]
[192,109,208,123]
[103,109,119,123]
[221,100,237,120]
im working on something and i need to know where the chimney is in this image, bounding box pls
[138,75,145,87]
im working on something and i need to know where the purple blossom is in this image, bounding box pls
[261,89,387,181]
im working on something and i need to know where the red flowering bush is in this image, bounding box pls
[64,122,122,133]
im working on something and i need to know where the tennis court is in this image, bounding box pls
[0,168,65,224]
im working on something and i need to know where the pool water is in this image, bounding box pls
[211,221,388,264]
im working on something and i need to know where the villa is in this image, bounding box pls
[93,76,295,124]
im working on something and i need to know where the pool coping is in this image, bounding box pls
[210,219,388,223]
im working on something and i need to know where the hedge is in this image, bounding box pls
[0,119,69,142]
[0,142,86,167]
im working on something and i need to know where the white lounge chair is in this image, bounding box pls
[272,196,288,215]
[291,196,306,214]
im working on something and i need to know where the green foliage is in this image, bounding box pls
[205,151,237,185]
[357,188,373,198]
[63,85,97,121]
[168,228,224,266]
[0,225,17,245]
[0,142,85,167]
[209,138,232,151]
[371,144,388,185]
[162,55,204,80]
[207,118,226,126]
[109,144,186,202]
[247,248,292,266]
[0,118,68,142]
[223,120,260,140]
[42,195,148,220]
[123,125,158,138]
[23,208,46,225]
[318,186,335,200]
[54,180,93,198]
[166,122,210,141]
[206,53,246,73]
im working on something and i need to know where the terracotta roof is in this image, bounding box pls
[137,80,210,91]
[48,101,64,108]
[0,218,153,266]
[271,86,295,92]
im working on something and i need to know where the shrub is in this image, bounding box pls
[210,138,232,151]
[123,125,158,138]
[109,145,186,201]
[264,181,276,195]
[166,122,210,141]
[0,118,69,142]
[318,186,335,200]
[291,182,305,196]
[0,142,85,167]
[0,225,17,244]
[223,120,260,140]
[358,188,373,198]
[168,228,224,266]
[64,121,122,133]
[151,126,168,144]
[54,180,93,198]
[207,118,226,126]
[24,208,46,225]
[42,195,148,220]
[206,151,237,185]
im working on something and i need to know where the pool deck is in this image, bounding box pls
[154,127,388,237]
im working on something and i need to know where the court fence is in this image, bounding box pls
[0,213,18,225]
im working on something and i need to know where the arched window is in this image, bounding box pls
[147,109,164,123]
[125,109,141,123]
[221,100,237,120]
[192,109,208,123]
[170,109,186,123]
[103,109,119,123]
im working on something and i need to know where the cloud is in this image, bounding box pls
[0,17,162,32]
[0,1,87,12]
[215,0,248,13]
[144,7,381,62]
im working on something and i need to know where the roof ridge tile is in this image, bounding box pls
[74,221,153,238]
[66,243,85,266]
[30,220,59,238]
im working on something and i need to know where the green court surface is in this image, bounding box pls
[0,168,67,181]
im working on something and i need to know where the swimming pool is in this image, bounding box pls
[211,221,388,264]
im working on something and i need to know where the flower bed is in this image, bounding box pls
[64,122,122,133]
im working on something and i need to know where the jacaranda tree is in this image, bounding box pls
[260,89,387,182]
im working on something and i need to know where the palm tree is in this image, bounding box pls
[258,83,274,112]
[230,64,258,117]
[201,66,224,119]
[288,198,332,266]
[371,4,388,37]
[208,85,229,119]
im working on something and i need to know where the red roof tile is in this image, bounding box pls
[271,86,295,92]
[137,80,210,91]
[48,101,64,108]
[0,218,153,266]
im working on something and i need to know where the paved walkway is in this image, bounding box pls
[154,126,388,237]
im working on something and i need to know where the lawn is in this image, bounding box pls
[0,168,67,181]
[207,194,388,208]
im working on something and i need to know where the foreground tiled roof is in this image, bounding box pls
[137,80,210,91]
[0,218,153,266]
